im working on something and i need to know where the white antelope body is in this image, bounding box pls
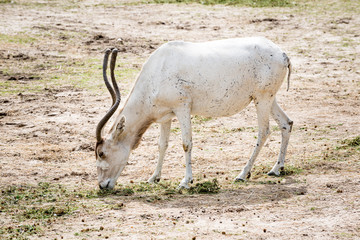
[96,37,293,189]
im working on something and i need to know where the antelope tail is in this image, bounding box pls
[286,58,292,92]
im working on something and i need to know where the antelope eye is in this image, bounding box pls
[98,151,105,158]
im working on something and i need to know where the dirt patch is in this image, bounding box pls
[0,0,359,239]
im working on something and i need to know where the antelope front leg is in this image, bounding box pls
[148,120,171,183]
[175,107,193,189]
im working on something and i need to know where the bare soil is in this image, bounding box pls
[0,0,359,239]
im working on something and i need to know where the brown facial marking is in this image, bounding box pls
[95,139,104,158]
[131,120,153,150]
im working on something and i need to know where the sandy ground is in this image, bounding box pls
[0,0,359,239]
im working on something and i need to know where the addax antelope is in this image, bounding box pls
[95,37,293,189]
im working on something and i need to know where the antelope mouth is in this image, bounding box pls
[99,179,115,190]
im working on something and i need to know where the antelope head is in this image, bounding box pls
[95,48,130,189]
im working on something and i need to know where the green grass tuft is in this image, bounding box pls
[341,136,360,148]
[251,164,303,180]
[192,115,213,124]
[0,224,42,239]
[0,182,77,220]
[0,33,37,45]
[22,205,72,219]
[97,187,135,197]
[0,182,81,238]
[334,136,360,157]
[96,179,221,198]
[188,179,221,194]
[279,165,303,176]
[95,181,179,199]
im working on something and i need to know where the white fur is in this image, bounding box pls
[97,37,293,189]
[96,160,110,170]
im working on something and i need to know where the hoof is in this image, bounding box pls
[267,170,280,177]
[147,176,160,183]
[178,178,192,189]
[234,178,245,182]
[235,171,251,182]
[177,184,190,190]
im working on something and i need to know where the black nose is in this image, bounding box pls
[99,181,110,190]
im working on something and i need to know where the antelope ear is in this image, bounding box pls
[116,116,126,135]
